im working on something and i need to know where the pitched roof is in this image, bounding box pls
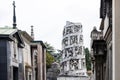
[0,27,25,48]
[0,27,17,35]
[31,40,46,48]
[21,31,33,42]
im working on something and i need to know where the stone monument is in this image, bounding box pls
[58,21,89,80]
[47,62,60,80]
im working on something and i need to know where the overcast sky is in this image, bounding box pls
[0,0,101,51]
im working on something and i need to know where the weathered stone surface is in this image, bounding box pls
[60,21,87,76]
[47,62,60,80]
[57,76,90,80]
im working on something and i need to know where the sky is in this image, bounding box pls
[0,0,101,51]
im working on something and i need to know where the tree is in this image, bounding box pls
[51,49,62,63]
[84,48,91,70]
[44,42,55,54]
[44,42,55,70]
[46,52,55,69]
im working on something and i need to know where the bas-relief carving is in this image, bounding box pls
[74,25,81,33]
[70,35,78,45]
[63,47,74,58]
[69,59,79,70]
[61,63,64,70]
[63,46,82,59]
[64,50,67,58]
[63,25,82,36]
[81,59,85,68]
[69,26,74,34]
[63,61,67,71]
[62,35,83,47]
[67,48,73,57]
[79,35,83,43]
[62,35,79,47]
[62,50,65,59]
[66,27,72,35]
[62,37,68,47]
[74,59,79,70]
[62,26,83,47]
[61,22,87,76]
[74,46,82,55]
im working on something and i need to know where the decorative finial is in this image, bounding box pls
[13,1,17,29]
[31,25,34,40]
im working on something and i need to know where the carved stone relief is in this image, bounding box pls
[74,59,79,70]
[64,53,67,58]
[63,24,82,36]
[61,22,87,76]
[62,37,68,47]
[74,46,79,55]
[70,35,78,45]
[79,46,82,54]
[69,59,74,70]
[66,26,73,35]
[69,26,74,34]
[69,59,79,70]
[74,25,80,33]
[81,59,85,68]
[74,46,82,55]
[62,50,65,59]
[79,35,83,43]
[63,47,74,58]
[68,47,73,57]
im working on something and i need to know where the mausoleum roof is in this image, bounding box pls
[0,27,17,35]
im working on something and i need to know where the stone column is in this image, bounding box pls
[37,44,42,80]
[113,0,120,80]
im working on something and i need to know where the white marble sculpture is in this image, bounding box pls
[60,21,87,76]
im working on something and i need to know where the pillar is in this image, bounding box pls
[113,0,120,80]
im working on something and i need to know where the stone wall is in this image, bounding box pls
[57,76,90,80]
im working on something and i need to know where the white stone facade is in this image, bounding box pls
[57,76,89,80]
[60,21,87,77]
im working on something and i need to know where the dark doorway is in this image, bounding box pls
[13,67,18,80]
[35,68,38,80]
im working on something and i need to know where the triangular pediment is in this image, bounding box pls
[0,28,25,48]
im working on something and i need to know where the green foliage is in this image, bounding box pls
[84,48,91,70]
[44,42,55,70]
[46,52,55,69]
[44,42,55,54]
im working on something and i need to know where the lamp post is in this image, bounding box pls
[90,27,99,77]
[91,27,98,40]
